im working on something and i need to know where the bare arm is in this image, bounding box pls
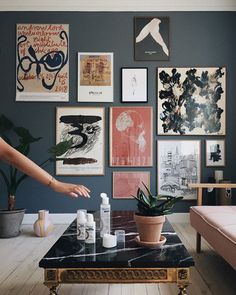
[0,138,90,198]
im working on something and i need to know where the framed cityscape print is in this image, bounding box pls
[77,52,113,102]
[157,140,201,200]
[16,24,69,102]
[121,68,148,102]
[110,107,153,167]
[134,17,169,61]
[113,171,150,199]
[157,67,226,135]
[56,107,105,175]
[206,139,225,167]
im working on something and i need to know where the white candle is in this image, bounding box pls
[215,170,223,183]
[102,234,117,248]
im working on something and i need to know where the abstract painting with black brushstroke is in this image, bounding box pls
[56,107,104,175]
[157,67,226,135]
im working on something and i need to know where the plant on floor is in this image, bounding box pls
[133,183,183,216]
[0,114,73,211]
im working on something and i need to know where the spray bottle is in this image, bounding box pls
[100,193,111,237]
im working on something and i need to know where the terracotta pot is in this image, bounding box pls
[134,213,165,243]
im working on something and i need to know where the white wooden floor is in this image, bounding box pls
[0,214,235,295]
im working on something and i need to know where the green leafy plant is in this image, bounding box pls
[0,114,73,211]
[132,183,183,216]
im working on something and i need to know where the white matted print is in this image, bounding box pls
[157,67,226,135]
[16,24,69,102]
[78,52,113,102]
[56,107,104,175]
[121,68,148,102]
[113,171,150,199]
[157,140,201,200]
[206,139,225,167]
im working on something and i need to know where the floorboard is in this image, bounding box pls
[0,214,235,295]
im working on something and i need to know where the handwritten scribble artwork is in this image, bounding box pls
[157,67,226,135]
[56,107,104,175]
[110,107,153,167]
[135,17,169,61]
[113,172,150,199]
[78,52,113,102]
[157,140,201,200]
[206,139,225,167]
[121,68,148,102]
[16,24,69,102]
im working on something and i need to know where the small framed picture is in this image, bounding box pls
[113,171,150,199]
[77,52,113,102]
[134,17,169,61]
[121,68,148,102]
[206,139,225,167]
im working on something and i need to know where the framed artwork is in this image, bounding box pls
[157,67,226,135]
[157,140,201,200]
[77,52,113,102]
[16,24,69,102]
[206,139,225,167]
[121,68,148,102]
[134,17,169,61]
[113,171,150,199]
[110,107,153,167]
[56,107,105,175]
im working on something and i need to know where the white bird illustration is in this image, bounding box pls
[136,18,169,56]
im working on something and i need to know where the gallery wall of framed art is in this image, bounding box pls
[1,11,235,212]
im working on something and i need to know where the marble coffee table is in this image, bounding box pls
[39,211,194,295]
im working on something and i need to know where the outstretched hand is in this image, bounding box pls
[50,179,90,198]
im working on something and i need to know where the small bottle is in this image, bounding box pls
[85,213,96,244]
[77,210,86,240]
[100,193,111,238]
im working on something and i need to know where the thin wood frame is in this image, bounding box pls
[56,106,105,176]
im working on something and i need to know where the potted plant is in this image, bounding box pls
[133,183,183,244]
[0,115,72,238]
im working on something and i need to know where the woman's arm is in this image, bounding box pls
[0,138,90,198]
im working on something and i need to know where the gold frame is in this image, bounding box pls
[44,267,190,295]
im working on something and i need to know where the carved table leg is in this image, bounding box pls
[49,285,58,295]
[178,284,188,295]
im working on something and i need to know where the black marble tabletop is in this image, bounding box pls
[39,211,194,269]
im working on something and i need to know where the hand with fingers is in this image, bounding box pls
[49,178,91,198]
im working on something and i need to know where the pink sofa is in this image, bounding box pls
[190,206,236,270]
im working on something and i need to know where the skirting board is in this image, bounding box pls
[23,213,76,224]
[23,213,189,224]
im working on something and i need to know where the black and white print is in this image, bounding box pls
[206,139,225,167]
[134,17,169,61]
[157,140,201,200]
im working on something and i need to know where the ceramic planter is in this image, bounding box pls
[0,208,25,238]
[134,213,165,243]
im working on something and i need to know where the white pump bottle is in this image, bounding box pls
[100,193,111,238]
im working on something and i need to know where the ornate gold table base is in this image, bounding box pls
[44,267,190,295]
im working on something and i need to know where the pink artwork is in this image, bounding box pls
[113,172,150,199]
[110,107,153,166]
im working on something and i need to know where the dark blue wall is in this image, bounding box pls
[0,12,235,213]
